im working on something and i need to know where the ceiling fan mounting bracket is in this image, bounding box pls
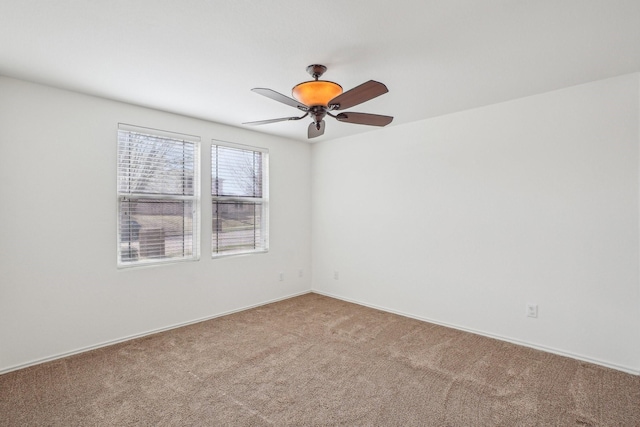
[306,64,327,80]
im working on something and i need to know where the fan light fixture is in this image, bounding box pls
[292,80,343,107]
[290,64,342,107]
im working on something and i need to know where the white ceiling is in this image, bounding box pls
[1,1,639,143]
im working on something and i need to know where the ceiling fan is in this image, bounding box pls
[243,64,393,139]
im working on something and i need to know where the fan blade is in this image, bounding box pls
[335,112,393,127]
[329,80,388,110]
[251,88,308,111]
[308,120,325,139]
[243,115,306,126]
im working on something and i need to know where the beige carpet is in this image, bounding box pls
[1,293,639,426]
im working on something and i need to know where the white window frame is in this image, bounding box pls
[117,124,200,268]
[211,140,269,258]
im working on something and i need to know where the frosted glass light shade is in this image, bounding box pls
[292,80,343,107]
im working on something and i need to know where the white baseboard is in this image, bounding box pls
[0,290,312,376]
[311,289,640,376]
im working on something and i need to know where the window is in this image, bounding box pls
[211,141,268,256]
[117,124,199,267]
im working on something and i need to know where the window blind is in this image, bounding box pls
[211,142,268,256]
[118,126,199,266]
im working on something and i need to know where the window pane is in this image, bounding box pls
[212,146,262,197]
[119,199,195,264]
[118,130,195,196]
[212,201,264,254]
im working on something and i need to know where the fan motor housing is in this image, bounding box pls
[309,105,327,124]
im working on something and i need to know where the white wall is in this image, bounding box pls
[2,72,639,375]
[311,73,640,373]
[0,76,312,373]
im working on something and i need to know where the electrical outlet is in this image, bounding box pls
[298,269,303,278]
[526,303,538,318]
[279,272,284,281]
[333,271,339,280]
